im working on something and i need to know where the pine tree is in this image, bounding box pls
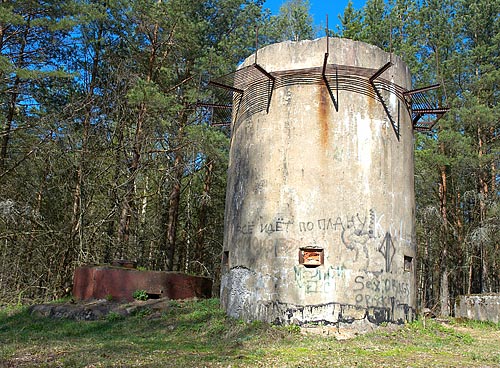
[338,0,363,40]
[454,0,500,293]
[361,0,389,50]
[263,0,314,43]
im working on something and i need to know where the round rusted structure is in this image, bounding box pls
[220,37,416,329]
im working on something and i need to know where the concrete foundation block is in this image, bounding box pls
[455,294,500,324]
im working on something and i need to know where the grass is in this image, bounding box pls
[1,299,499,367]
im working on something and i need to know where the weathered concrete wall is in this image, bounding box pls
[455,295,500,324]
[221,37,416,329]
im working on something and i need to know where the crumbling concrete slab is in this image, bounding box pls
[455,294,500,324]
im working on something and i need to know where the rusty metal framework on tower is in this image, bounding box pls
[197,26,449,138]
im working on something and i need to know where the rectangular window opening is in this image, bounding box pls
[404,255,413,272]
[222,251,229,267]
[299,248,324,268]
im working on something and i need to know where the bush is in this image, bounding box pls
[132,290,148,301]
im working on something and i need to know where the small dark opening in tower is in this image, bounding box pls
[147,292,161,300]
[223,251,229,266]
[299,248,324,268]
[404,255,413,272]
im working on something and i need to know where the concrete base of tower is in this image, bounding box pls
[220,267,416,331]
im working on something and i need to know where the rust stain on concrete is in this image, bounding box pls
[318,84,330,147]
[367,84,376,119]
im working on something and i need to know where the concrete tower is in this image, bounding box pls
[220,37,417,329]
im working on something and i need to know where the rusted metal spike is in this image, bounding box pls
[404,84,440,96]
[370,62,393,82]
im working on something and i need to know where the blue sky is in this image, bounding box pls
[264,0,367,35]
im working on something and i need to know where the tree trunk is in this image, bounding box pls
[0,15,28,172]
[117,188,133,258]
[71,25,103,264]
[439,264,449,316]
[477,126,490,293]
[0,78,20,173]
[194,159,214,274]
[453,189,465,295]
[419,229,430,308]
[438,141,450,316]
[165,151,184,271]
[117,19,159,260]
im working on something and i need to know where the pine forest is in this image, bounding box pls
[0,0,498,317]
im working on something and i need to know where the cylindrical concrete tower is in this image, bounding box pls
[220,37,416,329]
